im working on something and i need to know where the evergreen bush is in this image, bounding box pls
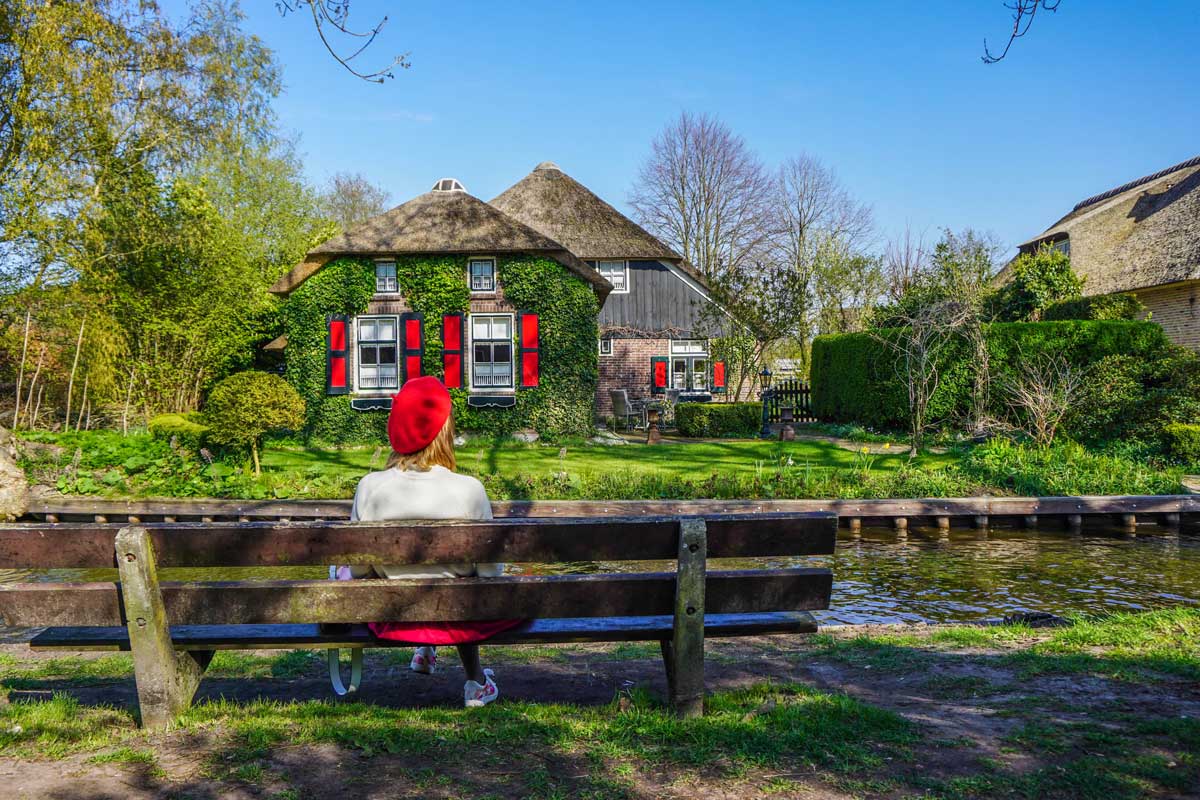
[204,372,305,475]
[1164,423,1200,464]
[1043,293,1145,321]
[148,412,210,449]
[675,402,763,438]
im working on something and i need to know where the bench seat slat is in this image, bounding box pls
[29,612,819,651]
[0,569,833,627]
[0,513,837,569]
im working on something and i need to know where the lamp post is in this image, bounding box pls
[759,367,773,438]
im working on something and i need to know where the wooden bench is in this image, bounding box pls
[0,513,836,727]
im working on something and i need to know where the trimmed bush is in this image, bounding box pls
[1043,293,1144,321]
[675,402,762,438]
[204,372,305,475]
[811,320,1171,430]
[1164,424,1200,464]
[148,412,209,449]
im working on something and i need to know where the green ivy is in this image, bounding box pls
[279,254,598,443]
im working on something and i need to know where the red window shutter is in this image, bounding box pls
[442,312,464,389]
[518,312,539,388]
[327,315,349,395]
[712,360,727,393]
[650,356,668,394]
[401,312,424,383]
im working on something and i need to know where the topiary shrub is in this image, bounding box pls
[991,244,1082,321]
[675,402,762,438]
[1164,423,1200,464]
[1043,293,1145,321]
[204,372,305,475]
[148,412,210,449]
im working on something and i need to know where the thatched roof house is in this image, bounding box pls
[1014,154,1200,348]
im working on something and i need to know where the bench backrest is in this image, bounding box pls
[0,514,836,628]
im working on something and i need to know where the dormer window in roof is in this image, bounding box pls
[432,178,466,193]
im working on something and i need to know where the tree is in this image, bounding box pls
[320,172,392,230]
[883,226,929,303]
[276,0,409,82]
[983,0,1062,63]
[629,112,775,284]
[204,371,304,475]
[991,244,1082,321]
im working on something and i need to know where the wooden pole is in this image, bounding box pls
[668,517,707,718]
[115,526,213,729]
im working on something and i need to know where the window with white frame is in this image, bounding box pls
[374,261,397,293]
[596,260,628,293]
[670,339,709,390]
[471,314,513,388]
[357,317,398,390]
[469,258,496,292]
[599,337,613,356]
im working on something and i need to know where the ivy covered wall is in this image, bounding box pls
[280,254,599,443]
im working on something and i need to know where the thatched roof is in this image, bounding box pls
[490,162,682,263]
[1013,155,1200,296]
[269,182,611,297]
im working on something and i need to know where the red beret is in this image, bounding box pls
[387,376,452,454]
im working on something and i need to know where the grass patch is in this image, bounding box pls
[0,694,138,759]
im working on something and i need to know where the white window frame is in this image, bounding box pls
[599,337,614,356]
[670,339,708,355]
[374,260,398,294]
[355,315,399,392]
[469,257,497,293]
[595,259,629,294]
[468,313,515,390]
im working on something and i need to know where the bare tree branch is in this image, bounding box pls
[276,0,410,82]
[1000,352,1085,445]
[983,0,1061,64]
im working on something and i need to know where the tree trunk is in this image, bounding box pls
[65,316,86,427]
[251,441,261,477]
[122,367,136,435]
[13,311,30,428]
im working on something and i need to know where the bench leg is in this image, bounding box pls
[659,639,676,701]
[116,526,211,729]
[670,518,707,718]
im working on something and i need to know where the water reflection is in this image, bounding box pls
[2,526,1197,626]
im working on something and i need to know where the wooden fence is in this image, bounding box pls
[762,379,815,423]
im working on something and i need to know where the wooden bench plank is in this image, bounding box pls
[0,569,833,627]
[0,514,837,569]
[29,613,819,651]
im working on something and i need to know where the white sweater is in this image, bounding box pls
[348,465,502,579]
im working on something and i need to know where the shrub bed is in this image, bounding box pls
[675,402,762,438]
[1164,423,1200,465]
[148,412,209,449]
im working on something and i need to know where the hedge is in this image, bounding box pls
[148,412,209,449]
[810,320,1171,430]
[675,402,762,438]
[1164,424,1200,464]
[1042,293,1144,321]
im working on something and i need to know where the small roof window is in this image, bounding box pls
[432,178,466,193]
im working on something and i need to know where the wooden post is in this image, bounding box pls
[115,526,212,729]
[893,517,908,533]
[847,518,862,537]
[1121,514,1137,535]
[94,515,107,524]
[973,515,989,530]
[936,516,950,532]
[1163,512,1181,533]
[668,517,706,718]
[1023,515,1038,530]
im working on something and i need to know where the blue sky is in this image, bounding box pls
[198,1,1198,255]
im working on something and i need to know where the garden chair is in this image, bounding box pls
[610,390,645,431]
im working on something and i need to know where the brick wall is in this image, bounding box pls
[1133,280,1200,350]
[596,337,670,416]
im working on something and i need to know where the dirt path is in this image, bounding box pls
[3,628,1198,799]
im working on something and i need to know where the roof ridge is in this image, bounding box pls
[1073,154,1200,213]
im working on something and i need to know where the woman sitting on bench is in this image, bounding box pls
[345,376,521,707]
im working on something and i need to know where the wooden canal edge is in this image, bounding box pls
[20,495,1200,533]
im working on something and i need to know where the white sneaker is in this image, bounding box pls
[464,669,499,708]
[410,646,437,674]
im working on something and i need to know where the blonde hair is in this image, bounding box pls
[385,415,456,472]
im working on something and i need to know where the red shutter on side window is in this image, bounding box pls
[650,356,668,394]
[712,360,727,393]
[327,315,349,395]
[442,312,464,389]
[518,312,539,388]
[401,313,424,383]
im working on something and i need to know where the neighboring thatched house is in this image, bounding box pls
[268,164,737,432]
[1014,154,1200,348]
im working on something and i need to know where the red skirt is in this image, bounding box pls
[368,619,525,645]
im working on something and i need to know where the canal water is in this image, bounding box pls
[2,525,1198,626]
